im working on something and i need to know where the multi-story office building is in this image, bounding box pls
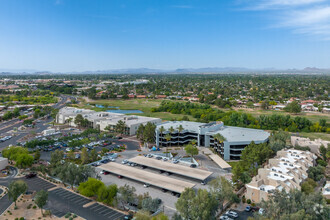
[155,121,269,160]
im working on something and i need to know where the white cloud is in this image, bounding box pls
[241,0,330,39]
[250,0,326,9]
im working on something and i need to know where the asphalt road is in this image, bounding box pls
[0,95,69,151]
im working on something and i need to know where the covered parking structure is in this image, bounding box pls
[128,156,213,181]
[100,162,195,194]
[209,154,232,170]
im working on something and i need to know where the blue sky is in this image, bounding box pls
[0,0,330,72]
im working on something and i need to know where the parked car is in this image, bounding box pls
[172,159,179,164]
[190,164,197,168]
[201,181,206,185]
[220,215,233,220]
[225,211,238,219]
[259,208,264,215]
[117,175,123,179]
[124,214,133,220]
[143,183,150,188]
[25,172,37,179]
[156,156,162,160]
[252,207,260,212]
[147,154,153,158]
[163,157,168,161]
[245,206,251,212]
[122,160,128,164]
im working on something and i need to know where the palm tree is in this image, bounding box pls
[213,133,226,154]
[159,126,165,147]
[168,126,175,147]
[177,125,184,147]
[191,139,197,146]
[164,133,172,156]
[213,133,226,143]
[67,118,73,127]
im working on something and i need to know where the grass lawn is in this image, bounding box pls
[294,132,330,141]
[232,108,330,123]
[80,98,196,121]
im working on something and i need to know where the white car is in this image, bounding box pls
[225,211,238,218]
[220,216,233,220]
[259,208,264,215]
[143,183,150,188]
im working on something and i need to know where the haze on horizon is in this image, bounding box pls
[1,0,330,72]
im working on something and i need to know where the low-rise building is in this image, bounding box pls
[155,121,269,160]
[0,157,8,170]
[56,107,161,136]
[291,136,330,155]
[245,149,316,203]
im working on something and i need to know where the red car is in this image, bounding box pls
[25,172,37,179]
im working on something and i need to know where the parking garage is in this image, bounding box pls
[99,162,195,194]
[128,156,213,181]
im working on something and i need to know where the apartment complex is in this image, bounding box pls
[155,121,269,160]
[56,107,161,135]
[245,149,316,203]
[291,136,330,155]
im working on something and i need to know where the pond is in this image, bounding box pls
[93,104,143,114]
[106,109,143,114]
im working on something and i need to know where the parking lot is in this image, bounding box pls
[48,186,124,220]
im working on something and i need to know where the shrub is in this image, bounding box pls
[33,205,37,209]
[65,213,71,218]
[19,217,24,220]
[247,199,251,204]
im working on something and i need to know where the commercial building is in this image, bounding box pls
[56,107,161,135]
[291,136,330,155]
[245,149,316,203]
[0,157,8,170]
[155,121,269,160]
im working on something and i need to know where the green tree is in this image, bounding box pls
[175,188,218,220]
[78,178,104,197]
[34,108,41,119]
[209,176,238,212]
[115,120,126,135]
[15,153,34,168]
[176,125,184,146]
[81,147,89,164]
[50,150,64,168]
[184,144,199,162]
[97,184,118,205]
[34,150,41,161]
[74,114,84,128]
[284,101,301,114]
[8,180,28,207]
[158,126,165,146]
[301,178,317,194]
[13,107,20,117]
[117,184,136,210]
[34,190,48,216]
[307,165,325,181]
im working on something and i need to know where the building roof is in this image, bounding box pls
[128,156,213,181]
[208,126,270,142]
